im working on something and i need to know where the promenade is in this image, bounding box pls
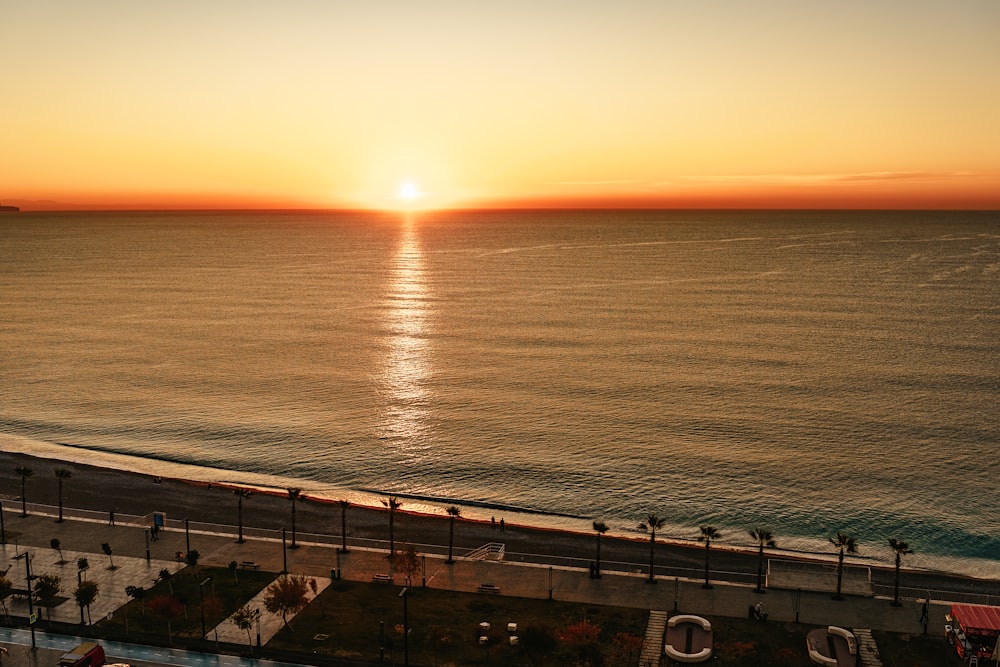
[0,503,945,663]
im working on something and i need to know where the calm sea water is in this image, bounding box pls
[1,209,998,577]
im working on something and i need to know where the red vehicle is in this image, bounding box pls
[57,642,105,667]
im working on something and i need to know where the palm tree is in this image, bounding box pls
[382,496,402,555]
[233,488,251,543]
[698,525,721,589]
[286,488,301,549]
[445,506,461,564]
[339,500,350,553]
[749,527,776,593]
[637,513,666,584]
[830,531,858,600]
[592,521,609,579]
[54,468,72,523]
[888,538,913,607]
[14,466,33,517]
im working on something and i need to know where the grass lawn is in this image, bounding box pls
[98,564,275,640]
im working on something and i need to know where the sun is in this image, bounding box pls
[398,180,423,202]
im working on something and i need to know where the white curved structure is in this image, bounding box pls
[664,614,713,663]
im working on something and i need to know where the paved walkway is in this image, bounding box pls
[0,505,945,656]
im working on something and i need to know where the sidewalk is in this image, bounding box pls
[0,505,944,648]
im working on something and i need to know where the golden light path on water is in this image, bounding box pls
[377,215,432,457]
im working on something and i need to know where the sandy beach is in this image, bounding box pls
[0,449,997,601]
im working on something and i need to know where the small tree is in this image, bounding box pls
[231,605,260,655]
[0,576,13,619]
[33,573,61,621]
[158,568,174,594]
[392,544,421,587]
[125,585,147,615]
[149,594,184,643]
[75,580,99,625]
[54,468,72,522]
[77,557,89,578]
[51,538,65,563]
[185,549,201,567]
[229,560,240,584]
[14,465,33,517]
[263,574,311,631]
[611,632,644,666]
[560,618,602,666]
[101,542,115,570]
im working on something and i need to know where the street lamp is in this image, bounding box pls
[199,576,213,638]
[399,587,409,667]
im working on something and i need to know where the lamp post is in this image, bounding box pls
[255,608,262,650]
[281,528,288,574]
[185,518,191,554]
[144,529,151,563]
[0,500,5,544]
[399,587,409,667]
[23,552,36,648]
[77,567,85,624]
[199,576,213,639]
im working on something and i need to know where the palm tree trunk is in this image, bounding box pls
[19,479,27,517]
[595,533,602,578]
[341,505,349,553]
[291,499,298,548]
[647,532,656,583]
[756,545,765,593]
[893,553,902,606]
[447,517,455,564]
[835,550,845,599]
[237,495,245,544]
[57,479,64,522]
[703,541,712,588]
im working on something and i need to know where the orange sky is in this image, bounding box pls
[2,2,999,211]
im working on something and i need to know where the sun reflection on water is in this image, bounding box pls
[377,215,432,453]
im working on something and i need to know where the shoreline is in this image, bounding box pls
[2,447,999,595]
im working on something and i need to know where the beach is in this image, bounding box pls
[1,449,996,602]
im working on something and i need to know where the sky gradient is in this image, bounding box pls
[3,1,999,210]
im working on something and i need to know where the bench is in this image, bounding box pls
[239,561,260,570]
[371,574,393,583]
[477,583,501,594]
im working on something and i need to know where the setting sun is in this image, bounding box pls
[398,181,423,202]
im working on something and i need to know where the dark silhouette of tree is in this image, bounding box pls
[33,573,61,621]
[50,538,65,563]
[830,531,858,600]
[383,496,403,555]
[229,560,240,584]
[231,605,260,655]
[158,568,174,595]
[0,576,12,620]
[749,527,776,593]
[125,585,146,615]
[149,594,183,643]
[446,506,460,564]
[287,487,302,549]
[339,500,351,553]
[888,538,913,607]
[54,468,72,522]
[264,574,311,631]
[234,488,251,543]
[185,549,200,567]
[77,558,89,580]
[14,466,33,517]
[698,525,721,589]
[392,544,421,587]
[592,521,609,579]
[75,580,98,625]
[101,542,116,570]
[637,514,666,583]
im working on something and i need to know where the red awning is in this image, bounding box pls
[952,604,1000,633]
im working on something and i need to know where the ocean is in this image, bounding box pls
[1,209,997,578]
